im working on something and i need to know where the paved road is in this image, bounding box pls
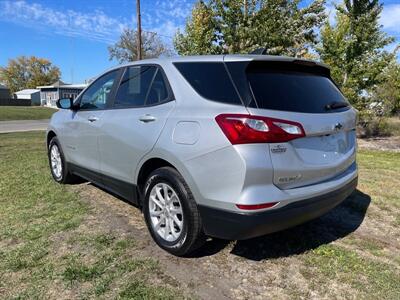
[0,119,49,133]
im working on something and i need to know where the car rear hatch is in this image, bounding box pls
[226,58,357,189]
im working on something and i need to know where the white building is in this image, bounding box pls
[14,89,41,105]
[37,80,87,108]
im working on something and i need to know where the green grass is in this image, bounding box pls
[357,150,400,209]
[0,106,56,121]
[119,280,179,300]
[304,244,399,299]
[0,131,186,299]
[0,132,87,242]
[297,149,400,299]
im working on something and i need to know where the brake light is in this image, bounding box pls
[236,202,279,210]
[215,114,305,144]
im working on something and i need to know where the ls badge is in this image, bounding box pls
[271,144,287,153]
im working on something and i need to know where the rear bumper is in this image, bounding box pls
[198,177,358,240]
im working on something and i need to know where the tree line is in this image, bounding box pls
[0,56,60,95]
[110,0,400,122]
[1,0,398,128]
[174,0,398,117]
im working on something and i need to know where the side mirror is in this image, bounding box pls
[56,98,74,110]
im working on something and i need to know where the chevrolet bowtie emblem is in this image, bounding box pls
[334,123,343,131]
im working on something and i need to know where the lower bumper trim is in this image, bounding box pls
[198,177,358,240]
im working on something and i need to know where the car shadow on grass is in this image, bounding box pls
[191,189,371,260]
[82,181,371,261]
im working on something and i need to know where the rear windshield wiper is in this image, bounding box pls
[325,101,349,110]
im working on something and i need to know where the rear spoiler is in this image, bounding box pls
[246,60,331,78]
[247,48,329,75]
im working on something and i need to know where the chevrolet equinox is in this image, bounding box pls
[47,55,358,256]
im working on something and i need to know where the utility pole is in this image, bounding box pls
[136,0,142,60]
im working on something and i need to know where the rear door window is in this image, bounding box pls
[114,66,157,108]
[146,69,169,105]
[246,62,348,113]
[174,62,242,105]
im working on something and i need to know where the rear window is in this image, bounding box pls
[174,62,242,105]
[246,62,348,113]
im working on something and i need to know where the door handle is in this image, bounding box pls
[88,116,99,122]
[139,114,156,123]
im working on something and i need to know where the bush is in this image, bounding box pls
[357,113,392,138]
[387,117,400,136]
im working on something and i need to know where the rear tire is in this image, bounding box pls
[143,167,205,256]
[48,136,81,184]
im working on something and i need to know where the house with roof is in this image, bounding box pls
[37,80,87,107]
[14,89,41,105]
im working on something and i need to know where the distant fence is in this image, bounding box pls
[0,99,31,106]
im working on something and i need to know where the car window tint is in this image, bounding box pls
[145,69,168,105]
[80,70,118,110]
[246,62,348,113]
[114,66,157,108]
[174,62,242,105]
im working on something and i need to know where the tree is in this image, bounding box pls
[174,1,220,55]
[108,28,171,63]
[174,0,326,57]
[0,56,61,94]
[372,59,400,115]
[317,0,395,110]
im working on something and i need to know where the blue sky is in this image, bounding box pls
[0,0,399,84]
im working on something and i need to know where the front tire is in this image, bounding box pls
[48,136,80,184]
[143,167,205,256]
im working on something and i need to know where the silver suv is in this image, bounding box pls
[47,55,358,256]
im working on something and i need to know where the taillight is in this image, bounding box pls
[236,202,279,210]
[215,114,305,144]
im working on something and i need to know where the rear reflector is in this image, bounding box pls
[236,202,279,210]
[215,114,305,144]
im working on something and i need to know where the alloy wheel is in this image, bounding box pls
[50,144,62,179]
[149,183,184,242]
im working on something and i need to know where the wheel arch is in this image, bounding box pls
[136,157,175,197]
[135,152,203,208]
[46,130,57,148]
